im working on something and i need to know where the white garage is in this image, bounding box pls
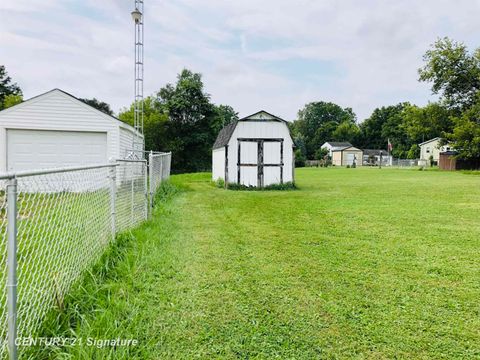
[0,89,143,173]
[212,110,295,187]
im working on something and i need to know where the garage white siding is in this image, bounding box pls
[0,89,144,172]
[6,129,107,171]
[119,127,142,158]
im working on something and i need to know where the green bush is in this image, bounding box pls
[294,149,306,167]
[214,178,225,188]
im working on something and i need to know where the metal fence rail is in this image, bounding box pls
[0,156,170,359]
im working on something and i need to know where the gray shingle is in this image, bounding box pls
[213,121,237,149]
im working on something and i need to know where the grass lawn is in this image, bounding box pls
[42,167,480,359]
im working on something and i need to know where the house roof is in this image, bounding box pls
[324,141,353,148]
[419,137,441,146]
[332,146,362,152]
[322,141,352,151]
[0,88,141,136]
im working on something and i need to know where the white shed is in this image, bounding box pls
[0,89,143,173]
[212,110,295,187]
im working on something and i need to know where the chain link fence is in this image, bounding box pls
[148,152,172,209]
[0,156,170,359]
[391,159,419,167]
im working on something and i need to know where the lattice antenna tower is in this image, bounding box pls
[131,1,144,153]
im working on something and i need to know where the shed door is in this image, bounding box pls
[263,142,282,186]
[237,138,283,187]
[346,153,354,165]
[238,141,258,186]
[7,129,108,171]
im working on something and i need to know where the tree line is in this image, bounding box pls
[292,38,480,164]
[1,37,479,172]
[118,69,238,173]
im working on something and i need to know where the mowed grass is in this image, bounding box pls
[45,168,480,359]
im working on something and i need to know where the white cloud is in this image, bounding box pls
[1,0,480,120]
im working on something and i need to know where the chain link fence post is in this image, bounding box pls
[144,161,148,220]
[148,151,153,212]
[109,163,116,240]
[131,168,134,225]
[159,154,164,182]
[6,177,18,360]
[167,152,172,179]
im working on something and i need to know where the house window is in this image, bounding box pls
[426,147,430,153]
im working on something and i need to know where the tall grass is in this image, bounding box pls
[24,181,179,359]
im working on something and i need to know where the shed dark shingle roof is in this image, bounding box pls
[213,121,237,149]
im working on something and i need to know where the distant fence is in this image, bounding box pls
[439,153,480,171]
[391,159,419,167]
[0,155,171,359]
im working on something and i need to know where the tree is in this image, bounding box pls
[118,69,236,173]
[119,96,169,153]
[359,103,409,155]
[3,93,23,108]
[158,69,223,173]
[216,104,239,126]
[402,102,454,144]
[419,38,480,160]
[79,98,114,116]
[332,121,361,144]
[446,95,480,159]
[294,149,306,167]
[295,101,357,159]
[419,37,480,111]
[407,144,420,159]
[314,147,329,160]
[0,65,22,110]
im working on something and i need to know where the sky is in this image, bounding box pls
[1,0,480,121]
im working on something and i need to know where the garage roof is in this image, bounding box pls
[0,88,141,137]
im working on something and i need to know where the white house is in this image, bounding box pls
[0,89,143,173]
[321,141,353,157]
[419,137,452,166]
[212,110,294,187]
